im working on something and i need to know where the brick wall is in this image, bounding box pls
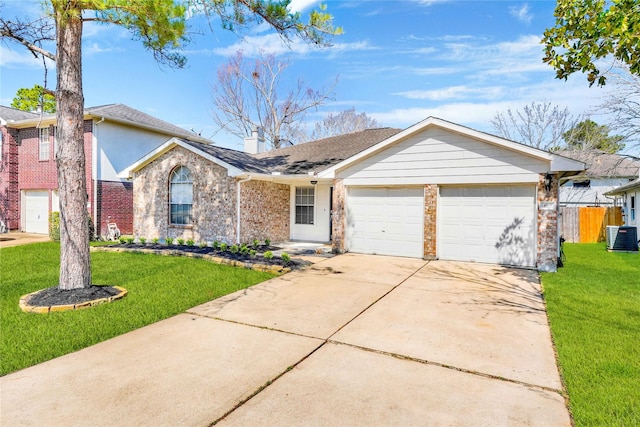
[423,184,437,259]
[15,121,94,229]
[537,173,559,272]
[97,180,133,236]
[239,179,290,243]
[0,126,20,229]
[133,146,238,243]
[331,179,346,253]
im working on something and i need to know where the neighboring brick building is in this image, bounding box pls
[125,119,585,272]
[0,104,212,236]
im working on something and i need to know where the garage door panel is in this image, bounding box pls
[347,187,423,258]
[439,185,536,268]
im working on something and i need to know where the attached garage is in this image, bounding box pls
[346,187,423,258]
[24,190,49,234]
[439,185,536,268]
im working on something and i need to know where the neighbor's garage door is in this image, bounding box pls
[439,185,536,268]
[347,187,423,258]
[24,190,49,234]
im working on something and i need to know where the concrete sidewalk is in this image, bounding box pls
[1,254,571,426]
[0,231,50,248]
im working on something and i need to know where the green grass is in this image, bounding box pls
[541,243,640,427]
[0,242,275,376]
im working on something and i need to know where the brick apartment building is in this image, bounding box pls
[0,104,212,236]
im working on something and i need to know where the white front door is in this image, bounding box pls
[24,190,49,234]
[439,185,536,267]
[347,187,424,258]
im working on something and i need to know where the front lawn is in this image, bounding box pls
[541,243,639,427]
[0,242,275,376]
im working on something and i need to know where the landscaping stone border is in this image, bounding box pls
[91,246,292,274]
[20,286,128,314]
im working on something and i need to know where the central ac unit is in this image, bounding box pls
[606,226,639,251]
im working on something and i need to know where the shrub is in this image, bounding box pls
[119,236,127,244]
[199,241,207,248]
[220,242,228,252]
[230,244,239,254]
[49,212,60,242]
[249,249,257,257]
[252,238,260,248]
[177,238,185,246]
[138,237,146,244]
[152,237,160,244]
[263,251,273,260]
[186,239,195,246]
[281,252,290,264]
[125,237,134,245]
[213,240,220,250]
[264,238,271,246]
[240,244,249,255]
[165,237,174,246]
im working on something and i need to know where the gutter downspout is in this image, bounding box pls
[93,117,105,238]
[236,176,252,244]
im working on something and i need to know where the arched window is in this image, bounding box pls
[169,166,193,225]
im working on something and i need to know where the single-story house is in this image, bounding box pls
[557,150,640,206]
[605,178,640,237]
[122,117,585,272]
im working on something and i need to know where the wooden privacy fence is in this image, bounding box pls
[560,206,623,243]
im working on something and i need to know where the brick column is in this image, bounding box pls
[424,184,437,259]
[331,179,346,254]
[537,173,559,272]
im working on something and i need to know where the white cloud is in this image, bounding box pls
[509,3,533,24]
[288,0,319,13]
[0,46,49,68]
[394,85,505,101]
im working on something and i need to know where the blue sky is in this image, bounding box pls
[1,0,617,150]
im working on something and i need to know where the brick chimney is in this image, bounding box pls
[244,127,265,154]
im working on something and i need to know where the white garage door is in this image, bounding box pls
[24,190,49,234]
[347,187,423,258]
[439,185,536,268]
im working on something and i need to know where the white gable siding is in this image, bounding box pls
[336,128,548,186]
[560,178,633,206]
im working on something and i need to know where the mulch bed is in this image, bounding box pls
[26,285,121,307]
[108,243,311,269]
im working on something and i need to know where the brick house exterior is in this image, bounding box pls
[0,104,212,236]
[125,118,584,272]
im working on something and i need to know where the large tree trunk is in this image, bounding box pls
[55,5,91,290]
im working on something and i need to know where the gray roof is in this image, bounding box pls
[181,127,401,175]
[557,150,640,178]
[605,178,640,196]
[1,103,210,143]
[254,127,402,174]
[0,106,40,122]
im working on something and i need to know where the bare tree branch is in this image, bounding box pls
[600,64,640,153]
[0,16,56,61]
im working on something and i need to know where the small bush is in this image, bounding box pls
[177,238,185,246]
[249,249,257,257]
[220,242,228,252]
[264,238,271,246]
[199,241,207,248]
[240,244,249,255]
[186,239,195,246]
[138,237,146,244]
[230,244,239,254]
[49,212,60,242]
[263,251,273,260]
[281,252,290,264]
[213,240,220,250]
[125,237,134,245]
[119,236,127,244]
[152,237,160,244]
[166,237,174,246]
[252,238,260,248]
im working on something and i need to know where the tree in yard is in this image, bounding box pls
[1,1,339,291]
[542,0,640,86]
[562,119,625,154]
[12,84,56,113]
[491,101,580,151]
[598,64,640,151]
[212,50,337,149]
[307,107,379,141]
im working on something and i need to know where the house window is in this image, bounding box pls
[295,187,314,225]
[573,179,590,188]
[169,166,193,225]
[631,195,636,222]
[39,127,50,161]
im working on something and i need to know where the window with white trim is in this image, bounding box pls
[631,195,636,222]
[169,166,193,225]
[295,187,315,225]
[39,127,50,161]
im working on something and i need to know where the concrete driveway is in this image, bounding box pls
[1,254,570,426]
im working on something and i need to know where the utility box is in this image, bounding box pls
[606,226,639,252]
